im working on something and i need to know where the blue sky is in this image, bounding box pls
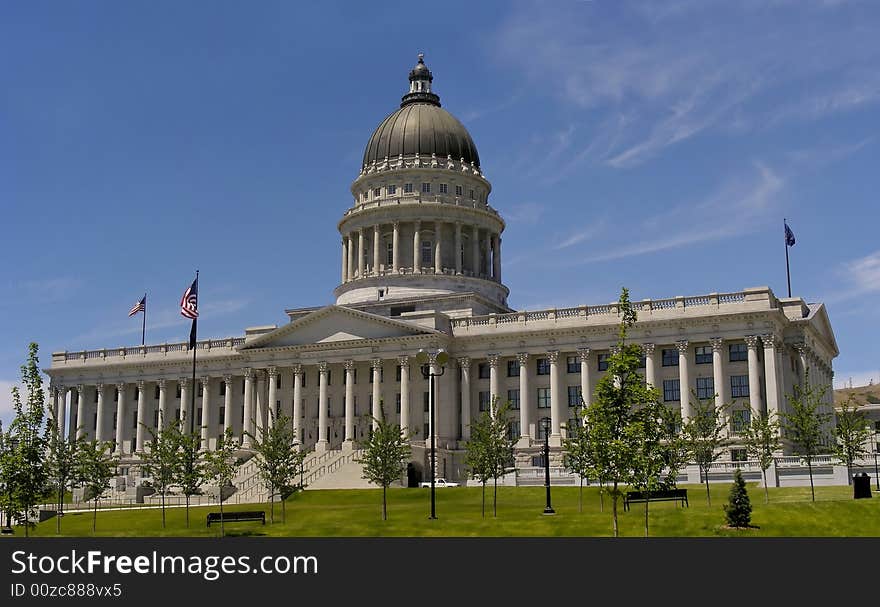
[2,0,879,423]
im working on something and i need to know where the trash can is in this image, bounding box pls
[853,472,872,499]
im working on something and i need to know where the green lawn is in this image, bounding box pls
[28,483,880,537]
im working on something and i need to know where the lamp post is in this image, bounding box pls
[540,417,555,515]
[416,348,449,520]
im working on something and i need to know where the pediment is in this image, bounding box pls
[239,305,441,350]
[806,303,840,357]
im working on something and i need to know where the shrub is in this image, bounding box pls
[723,468,752,528]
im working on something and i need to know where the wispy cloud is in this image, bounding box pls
[503,202,546,225]
[554,219,607,250]
[824,250,880,304]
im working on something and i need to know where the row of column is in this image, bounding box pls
[341,221,501,282]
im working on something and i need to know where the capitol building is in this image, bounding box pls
[46,55,839,486]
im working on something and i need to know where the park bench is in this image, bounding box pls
[623,489,688,511]
[206,510,266,527]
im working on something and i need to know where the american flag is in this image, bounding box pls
[128,295,146,317]
[180,275,198,319]
[784,221,796,247]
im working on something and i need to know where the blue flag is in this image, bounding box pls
[784,222,796,247]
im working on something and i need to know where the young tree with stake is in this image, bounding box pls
[832,395,870,484]
[359,403,411,521]
[248,414,305,524]
[74,439,118,533]
[203,428,242,536]
[681,393,729,506]
[781,371,832,502]
[742,409,781,504]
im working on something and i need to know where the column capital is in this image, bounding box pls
[487,353,500,368]
[709,337,724,352]
[517,352,530,366]
[745,335,761,350]
[76,383,85,393]
[371,358,383,370]
[200,376,210,387]
[640,344,653,356]
[116,381,125,392]
[292,364,303,376]
[392,220,400,229]
[344,359,355,371]
[179,377,191,387]
[414,220,421,229]
[224,374,233,386]
[96,382,105,392]
[157,379,166,389]
[577,347,591,362]
[397,355,410,366]
[136,380,145,390]
[675,339,689,354]
[760,334,778,351]
[243,367,254,379]
[457,356,470,368]
[318,361,329,374]
[266,366,278,378]
[358,226,364,234]
[610,345,621,356]
[547,350,559,364]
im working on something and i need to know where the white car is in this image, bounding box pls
[419,478,460,488]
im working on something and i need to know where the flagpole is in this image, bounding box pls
[141,293,147,346]
[784,218,792,298]
[190,272,198,438]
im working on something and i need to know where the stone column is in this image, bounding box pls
[488,353,500,409]
[292,365,303,447]
[341,238,347,283]
[434,221,442,273]
[267,367,278,427]
[256,371,267,436]
[73,385,84,441]
[157,379,168,429]
[343,360,355,449]
[242,369,254,448]
[454,222,462,274]
[347,234,355,281]
[399,356,411,435]
[95,383,106,442]
[317,362,329,451]
[548,351,562,444]
[746,335,764,413]
[710,337,728,407]
[371,358,382,430]
[643,344,657,389]
[484,233,492,277]
[518,352,530,445]
[459,357,471,440]
[114,382,126,454]
[373,224,381,275]
[392,221,400,273]
[471,225,479,276]
[200,376,211,450]
[677,340,691,421]
[413,221,422,273]
[135,381,146,452]
[55,386,67,438]
[578,348,592,407]
[795,343,809,387]
[223,375,233,435]
[179,377,191,426]
[492,234,501,282]
[762,335,781,418]
[357,228,365,278]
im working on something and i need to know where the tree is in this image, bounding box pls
[742,409,780,504]
[248,414,305,524]
[562,403,592,513]
[360,403,410,521]
[781,373,832,502]
[723,468,752,528]
[583,287,661,537]
[0,421,16,532]
[203,427,242,537]
[174,417,206,528]
[44,407,80,534]
[74,439,118,533]
[7,343,50,536]
[465,407,494,517]
[832,395,870,484]
[140,419,183,528]
[680,394,729,506]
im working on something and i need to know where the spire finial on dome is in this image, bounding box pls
[401,52,440,107]
[418,52,425,63]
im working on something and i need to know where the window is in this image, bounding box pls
[730,375,749,398]
[395,366,401,382]
[536,358,550,375]
[508,421,521,441]
[386,242,393,266]
[537,387,551,408]
[363,191,369,201]
[176,384,182,398]
[731,409,751,435]
[197,382,203,397]
[637,354,646,369]
[662,349,679,367]
[154,385,160,399]
[396,393,401,414]
[218,407,225,426]
[507,389,520,409]
[469,189,475,199]
[478,391,491,412]
[729,343,748,362]
[113,412,118,428]
[197,407,202,426]
[568,386,581,407]
[276,375,282,389]
[567,356,579,373]
[421,240,433,264]
[153,410,159,428]
[388,184,397,195]
[695,346,713,365]
[439,183,448,194]
[696,376,714,400]
[219,382,226,397]
[478,363,490,379]
[132,411,137,429]
[663,379,681,402]
[537,425,549,441]
[507,360,519,377]
[731,448,748,462]
[455,185,463,196]
[374,187,381,198]
[597,353,609,371]
[404,182,413,193]
[423,423,429,438]
[421,182,431,193]
[301,371,306,388]
[423,392,430,412]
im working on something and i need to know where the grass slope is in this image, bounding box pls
[28,483,880,537]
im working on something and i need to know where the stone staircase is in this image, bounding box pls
[304,449,369,490]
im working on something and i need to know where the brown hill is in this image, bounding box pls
[834,383,880,407]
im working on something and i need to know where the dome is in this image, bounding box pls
[361,55,480,169]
